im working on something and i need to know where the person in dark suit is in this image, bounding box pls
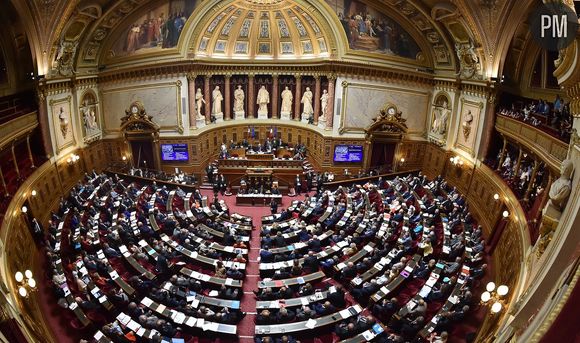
[303,251,320,272]
[327,285,346,308]
[295,175,302,195]
[270,198,278,215]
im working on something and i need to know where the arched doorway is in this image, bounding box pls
[364,104,408,173]
[120,101,161,171]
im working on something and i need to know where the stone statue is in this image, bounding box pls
[257,85,270,118]
[302,88,314,113]
[462,110,473,140]
[212,86,223,117]
[81,101,98,132]
[281,86,293,118]
[320,89,329,122]
[545,159,574,213]
[195,88,206,119]
[455,41,481,79]
[58,107,69,138]
[431,100,450,135]
[301,87,314,121]
[233,85,245,117]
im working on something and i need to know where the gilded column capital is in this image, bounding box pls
[204,74,213,80]
[224,74,232,80]
[186,73,197,82]
[248,73,255,79]
[328,73,337,81]
[295,74,302,80]
[313,75,320,80]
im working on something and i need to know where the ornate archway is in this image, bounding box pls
[364,103,408,172]
[120,101,161,171]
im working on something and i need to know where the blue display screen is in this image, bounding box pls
[333,145,363,163]
[161,144,189,161]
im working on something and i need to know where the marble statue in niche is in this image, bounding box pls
[195,88,206,119]
[280,86,293,119]
[301,87,314,122]
[431,95,450,135]
[320,89,329,122]
[257,86,270,118]
[234,85,245,118]
[212,86,223,121]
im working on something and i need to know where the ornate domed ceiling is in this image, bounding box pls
[193,0,331,60]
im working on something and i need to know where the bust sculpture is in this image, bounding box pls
[545,159,574,213]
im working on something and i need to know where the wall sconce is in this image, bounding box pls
[15,270,37,298]
[21,206,27,213]
[493,193,499,201]
[67,154,80,165]
[122,156,127,161]
[449,156,464,166]
[31,190,37,197]
[480,281,509,314]
[502,210,509,218]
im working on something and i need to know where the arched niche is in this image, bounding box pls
[120,101,161,171]
[364,103,408,173]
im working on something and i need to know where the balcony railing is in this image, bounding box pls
[495,115,568,171]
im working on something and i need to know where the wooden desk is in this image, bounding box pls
[247,153,274,161]
[256,290,330,309]
[162,282,241,310]
[339,323,386,343]
[236,194,282,206]
[160,234,246,270]
[140,297,237,335]
[257,271,325,289]
[180,267,243,288]
[370,254,421,303]
[255,305,363,335]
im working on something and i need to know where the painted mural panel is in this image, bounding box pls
[324,0,421,60]
[110,0,200,57]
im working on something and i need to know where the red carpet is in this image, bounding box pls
[201,190,314,342]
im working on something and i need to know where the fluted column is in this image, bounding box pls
[326,75,336,130]
[313,75,321,125]
[496,136,508,171]
[0,167,7,196]
[26,135,35,168]
[204,75,211,124]
[11,143,20,179]
[524,160,540,202]
[272,74,279,119]
[294,75,302,120]
[224,75,231,120]
[248,74,255,118]
[187,73,197,129]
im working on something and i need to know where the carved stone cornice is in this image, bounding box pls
[38,79,74,96]
[94,60,436,88]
